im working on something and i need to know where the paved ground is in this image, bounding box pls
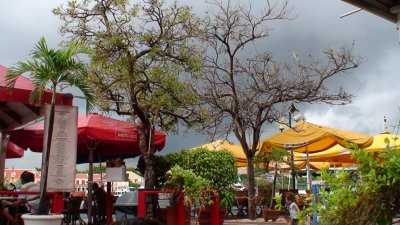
[223,218,267,224]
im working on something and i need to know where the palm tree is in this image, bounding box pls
[6,37,95,215]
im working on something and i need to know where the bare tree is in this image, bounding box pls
[54,0,204,188]
[190,0,362,219]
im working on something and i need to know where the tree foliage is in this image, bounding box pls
[54,0,205,188]
[53,0,203,130]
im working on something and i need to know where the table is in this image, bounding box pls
[0,197,17,200]
[114,203,137,221]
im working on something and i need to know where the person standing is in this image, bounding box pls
[92,183,107,224]
[285,192,300,225]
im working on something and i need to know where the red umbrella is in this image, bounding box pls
[10,113,166,163]
[5,141,24,158]
[10,113,166,224]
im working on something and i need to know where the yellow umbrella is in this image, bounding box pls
[191,140,248,167]
[270,160,353,170]
[269,161,331,170]
[260,121,373,153]
[294,132,400,163]
[366,132,400,152]
[294,145,355,163]
[260,121,372,190]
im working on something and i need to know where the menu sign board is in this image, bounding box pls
[45,105,78,192]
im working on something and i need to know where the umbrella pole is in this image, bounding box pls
[306,151,311,191]
[87,146,94,224]
[0,130,8,183]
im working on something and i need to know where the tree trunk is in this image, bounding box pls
[0,130,8,184]
[37,101,56,215]
[138,126,155,189]
[269,163,278,209]
[247,156,257,220]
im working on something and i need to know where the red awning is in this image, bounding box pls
[0,65,73,130]
[6,141,24,158]
[10,113,166,163]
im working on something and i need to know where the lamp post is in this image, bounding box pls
[288,103,298,190]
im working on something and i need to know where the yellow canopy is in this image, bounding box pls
[260,121,373,153]
[294,132,400,163]
[269,161,353,170]
[294,145,355,163]
[365,132,400,152]
[191,140,248,167]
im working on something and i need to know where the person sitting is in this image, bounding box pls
[2,171,39,225]
[92,183,107,224]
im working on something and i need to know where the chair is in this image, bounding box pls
[1,201,29,225]
[92,195,106,225]
[233,190,248,218]
[63,196,86,225]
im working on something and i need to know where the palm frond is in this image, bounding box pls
[7,37,95,107]
[32,37,50,59]
[30,86,45,105]
[62,71,96,113]
[5,61,37,88]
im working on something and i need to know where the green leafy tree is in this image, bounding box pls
[54,0,204,189]
[128,180,140,189]
[6,37,94,214]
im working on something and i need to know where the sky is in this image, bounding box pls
[1,0,399,170]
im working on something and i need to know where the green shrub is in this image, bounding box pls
[163,148,238,208]
[299,140,400,225]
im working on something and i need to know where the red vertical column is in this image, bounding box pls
[106,182,113,225]
[211,195,220,225]
[51,192,64,213]
[176,191,184,225]
[62,93,74,106]
[137,190,146,217]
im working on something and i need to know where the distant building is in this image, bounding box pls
[126,171,144,186]
[4,168,41,184]
[75,173,106,193]
[4,168,144,197]
[74,171,144,196]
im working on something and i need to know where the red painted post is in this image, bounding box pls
[106,182,113,225]
[51,192,64,213]
[176,191,184,225]
[137,190,146,217]
[211,195,220,225]
[62,93,74,106]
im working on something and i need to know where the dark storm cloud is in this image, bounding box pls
[2,0,400,169]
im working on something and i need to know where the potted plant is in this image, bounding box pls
[163,165,212,225]
[255,147,290,222]
[163,148,237,225]
[185,148,236,225]
[262,193,284,222]
[6,37,94,225]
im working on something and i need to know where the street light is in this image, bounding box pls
[288,103,298,190]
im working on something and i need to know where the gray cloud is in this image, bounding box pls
[4,0,400,169]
